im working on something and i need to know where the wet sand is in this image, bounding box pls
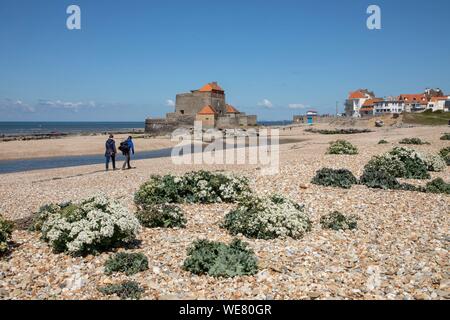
[0,134,176,161]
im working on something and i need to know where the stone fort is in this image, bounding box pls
[145,82,257,134]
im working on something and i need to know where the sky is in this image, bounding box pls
[0,0,449,121]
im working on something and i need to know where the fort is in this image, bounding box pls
[145,82,257,135]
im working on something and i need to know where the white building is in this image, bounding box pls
[345,89,375,117]
[374,100,405,115]
[398,94,428,112]
[427,96,450,112]
[359,98,383,117]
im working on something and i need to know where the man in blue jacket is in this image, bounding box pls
[105,134,117,171]
[121,136,135,170]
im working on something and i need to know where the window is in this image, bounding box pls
[180,110,185,115]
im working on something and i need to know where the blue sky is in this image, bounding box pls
[0,0,449,121]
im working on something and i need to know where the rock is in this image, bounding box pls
[409,233,419,242]
[65,272,87,291]
[436,290,450,299]
[11,289,22,297]
[159,294,180,300]
[257,270,271,282]
[308,291,321,299]
[414,293,429,300]
[0,288,9,298]
[152,266,161,274]
[366,266,381,291]
[101,278,114,285]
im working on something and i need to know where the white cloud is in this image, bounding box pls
[257,99,273,108]
[37,99,97,112]
[288,103,308,110]
[166,99,175,107]
[0,98,35,113]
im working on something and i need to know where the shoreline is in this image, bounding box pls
[0,137,307,174]
[0,133,176,161]
[0,129,145,142]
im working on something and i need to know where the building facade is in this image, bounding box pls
[345,88,449,117]
[344,89,376,117]
[293,110,318,125]
[427,96,450,112]
[145,82,257,134]
[374,100,405,115]
[172,82,227,117]
[359,98,383,117]
[195,105,217,129]
[398,94,428,112]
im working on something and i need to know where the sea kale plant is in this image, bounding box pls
[0,215,14,255]
[134,171,251,206]
[311,168,358,189]
[327,140,358,155]
[423,153,446,172]
[378,139,389,144]
[320,211,358,231]
[182,239,258,278]
[98,280,144,300]
[425,178,450,195]
[104,252,149,276]
[32,195,141,255]
[222,195,311,240]
[363,147,430,179]
[359,167,401,190]
[439,147,450,165]
[439,133,450,141]
[399,137,429,145]
[136,204,186,229]
[305,128,372,135]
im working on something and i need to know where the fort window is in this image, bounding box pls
[180,110,185,115]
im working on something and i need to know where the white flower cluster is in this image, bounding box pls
[423,153,446,172]
[40,194,140,255]
[224,195,312,240]
[366,147,430,179]
[194,179,213,200]
[327,140,358,155]
[136,171,252,206]
[391,146,427,162]
[218,176,252,202]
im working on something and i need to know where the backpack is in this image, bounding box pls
[119,141,130,153]
[106,139,115,153]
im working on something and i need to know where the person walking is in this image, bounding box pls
[120,136,135,170]
[105,134,117,171]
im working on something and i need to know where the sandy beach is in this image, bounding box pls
[0,134,177,161]
[0,124,449,300]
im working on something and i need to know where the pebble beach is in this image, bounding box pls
[0,124,449,300]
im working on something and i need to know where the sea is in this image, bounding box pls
[0,121,293,136]
[0,122,145,136]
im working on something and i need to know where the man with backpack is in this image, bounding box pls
[105,134,117,171]
[119,136,135,170]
